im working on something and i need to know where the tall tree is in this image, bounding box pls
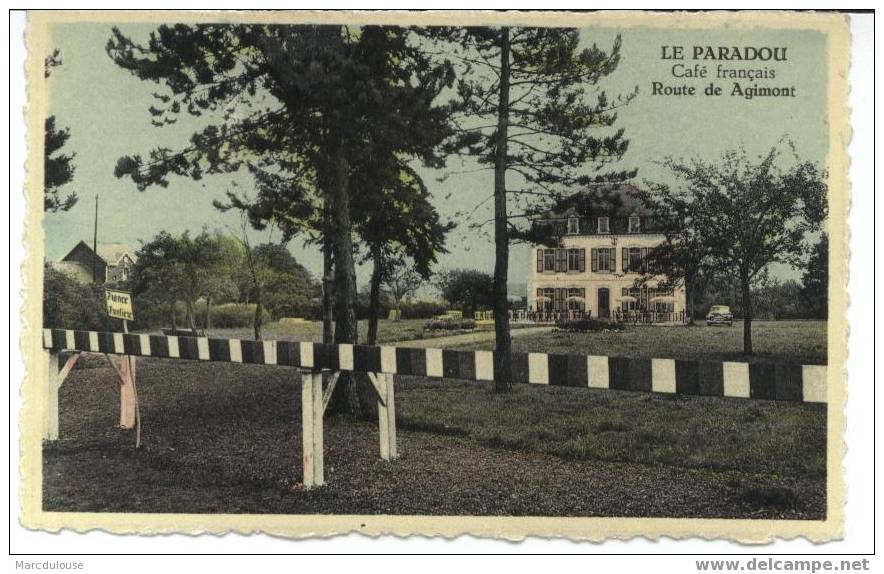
[800,233,829,319]
[433,27,635,391]
[635,182,716,325]
[355,160,453,345]
[657,144,827,353]
[437,269,495,313]
[108,24,453,415]
[384,266,426,315]
[44,50,78,213]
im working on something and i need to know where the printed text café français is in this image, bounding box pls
[652,45,797,100]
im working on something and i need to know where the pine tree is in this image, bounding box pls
[44,50,78,213]
[431,27,635,390]
[108,24,454,414]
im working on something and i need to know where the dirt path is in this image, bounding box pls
[393,325,554,349]
[42,357,824,518]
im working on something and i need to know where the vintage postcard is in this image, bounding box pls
[20,10,849,542]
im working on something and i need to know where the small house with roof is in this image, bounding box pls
[53,241,137,285]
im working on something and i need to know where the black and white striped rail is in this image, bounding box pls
[43,328,827,404]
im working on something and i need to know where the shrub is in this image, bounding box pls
[556,318,625,333]
[43,264,117,331]
[209,303,271,328]
[425,318,476,331]
[399,300,449,320]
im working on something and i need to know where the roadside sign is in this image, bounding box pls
[105,289,135,321]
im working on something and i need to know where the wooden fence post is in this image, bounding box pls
[45,351,59,441]
[385,373,397,459]
[301,370,325,488]
[377,373,390,461]
[371,372,398,461]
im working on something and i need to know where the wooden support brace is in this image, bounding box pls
[56,353,81,388]
[367,372,387,407]
[44,351,82,441]
[321,372,340,413]
[301,371,325,488]
[102,354,137,429]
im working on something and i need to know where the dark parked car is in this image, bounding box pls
[706,305,733,326]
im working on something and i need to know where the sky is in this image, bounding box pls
[43,21,829,290]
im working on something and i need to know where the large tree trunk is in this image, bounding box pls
[325,148,368,417]
[253,287,264,341]
[367,245,383,345]
[740,270,753,354]
[492,27,513,393]
[322,202,334,345]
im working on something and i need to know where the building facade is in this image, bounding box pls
[526,184,687,323]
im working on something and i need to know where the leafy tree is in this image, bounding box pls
[800,233,828,319]
[131,231,189,331]
[752,277,803,320]
[384,265,426,313]
[437,269,495,313]
[44,50,78,213]
[253,242,319,320]
[202,232,245,329]
[132,230,224,333]
[356,161,453,344]
[635,182,717,325]
[657,144,827,353]
[433,27,635,390]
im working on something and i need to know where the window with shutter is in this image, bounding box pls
[567,248,580,272]
[543,249,555,272]
[555,248,567,272]
[590,248,598,272]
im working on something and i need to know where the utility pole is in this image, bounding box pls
[91,194,98,283]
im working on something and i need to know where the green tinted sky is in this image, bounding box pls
[44,22,828,287]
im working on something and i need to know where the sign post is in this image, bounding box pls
[104,289,140,444]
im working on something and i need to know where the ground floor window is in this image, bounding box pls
[536,287,586,311]
[620,286,674,311]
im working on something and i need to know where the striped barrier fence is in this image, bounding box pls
[43,328,828,403]
[41,328,827,488]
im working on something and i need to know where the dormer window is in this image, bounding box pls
[628,215,641,233]
[566,216,579,235]
[597,216,610,234]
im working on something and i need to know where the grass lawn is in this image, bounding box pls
[167,319,826,366]
[199,318,517,345]
[397,377,826,480]
[456,320,827,365]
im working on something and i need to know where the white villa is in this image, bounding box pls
[526,184,687,323]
